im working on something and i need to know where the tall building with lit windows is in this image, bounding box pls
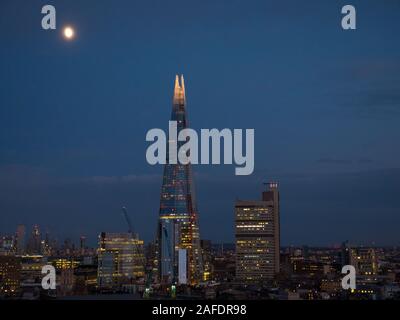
[0,256,21,297]
[27,225,41,255]
[156,75,203,285]
[97,232,145,289]
[235,183,280,284]
[348,246,378,276]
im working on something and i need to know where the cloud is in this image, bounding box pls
[337,60,400,117]
[0,165,162,244]
[0,164,160,187]
[0,164,54,187]
[0,164,399,246]
[316,157,373,165]
[317,158,352,165]
[81,174,160,184]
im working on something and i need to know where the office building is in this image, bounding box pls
[0,256,21,297]
[201,240,213,281]
[97,232,145,289]
[156,75,203,285]
[0,236,15,256]
[350,247,378,276]
[27,225,41,255]
[235,183,280,284]
[16,224,26,255]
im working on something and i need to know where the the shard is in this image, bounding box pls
[156,75,203,285]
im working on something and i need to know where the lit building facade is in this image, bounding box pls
[0,236,15,256]
[201,240,213,282]
[350,247,378,276]
[156,75,203,285]
[20,255,45,281]
[27,225,41,255]
[341,241,378,276]
[97,232,145,289]
[51,258,78,296]
[235,183,280,284]
[0,256,21,297]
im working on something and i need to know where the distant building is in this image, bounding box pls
[0,256,21,297]
[16,224,26,255]
[80,236,86,256]
[201,240,213,282]
[341,242,378,276]
[235,183,280,284]
[350,247,378,275]
[73,259,98,295]
[49,257,79,296]
[213,255,236,282]
[0,236,15,256]
[292,260,329,276]
[27,225,41,255]
[97,232,145,289]
[20,255,46,285]
[145,241,158,283]
[41,232,52,256]
[320,279,342,295]
[58,268,75,297]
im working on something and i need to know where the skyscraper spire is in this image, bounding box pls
[173,74,186,106]
[181,75,185,103]
[174,74,179,90]
[157,75,203,286]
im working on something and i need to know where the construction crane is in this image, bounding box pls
[121,206,133,233]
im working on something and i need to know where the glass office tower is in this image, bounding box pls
[97,232,145,289]
[157,75,203,285]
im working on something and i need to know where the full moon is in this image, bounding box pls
[63,26,75,40]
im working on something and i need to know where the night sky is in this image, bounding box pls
[1,0,400,246]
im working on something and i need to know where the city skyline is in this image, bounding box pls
[2,0,400,305]
[1,0,400,246]
[3,221,399,250]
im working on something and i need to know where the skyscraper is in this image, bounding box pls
[80,236,86,256]
[27,225,41,255]
[261,182,280,275]
[97,232,145,289]
[0,256,21,297]
[346,245,378,276]
[15,224,26,255]
[235,183,280,284]
[156,75,203,285]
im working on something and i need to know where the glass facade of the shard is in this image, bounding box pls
[157,75,203,285]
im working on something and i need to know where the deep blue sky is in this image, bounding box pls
[1,0,399,246]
